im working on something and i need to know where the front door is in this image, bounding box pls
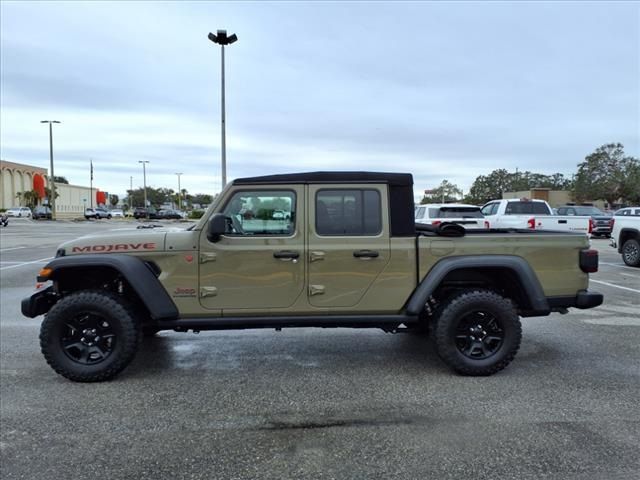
[199,187,305,311]
[307,184,390,308]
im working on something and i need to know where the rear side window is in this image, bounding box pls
[415,206,426,219]
[505,201,551,215]
[481,203,498,216]
[438,207,483,218]
[316,189,382,236]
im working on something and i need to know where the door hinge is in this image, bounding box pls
[200,286,218,298]
[310,251,325,262]
[309,284,325,296]
[200,252,217,264]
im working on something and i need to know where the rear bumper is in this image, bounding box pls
[547,290,604,311]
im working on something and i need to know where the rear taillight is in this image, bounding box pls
[580,249,598,273]
[588,218,594,234]
[610,218,615,229]
[484,221,490,229]
[431,220,442,226]
[527,218,536,229]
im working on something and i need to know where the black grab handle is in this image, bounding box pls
[273,250,300,259]
[353,250,379,258]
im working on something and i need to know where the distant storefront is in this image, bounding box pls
[1,160,100,218]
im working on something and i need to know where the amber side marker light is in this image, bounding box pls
[37,268,52,283]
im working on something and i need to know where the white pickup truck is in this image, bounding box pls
[610,215,640,266]
[481,199,591,233]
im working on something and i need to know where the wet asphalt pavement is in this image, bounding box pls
[1,219,639,479]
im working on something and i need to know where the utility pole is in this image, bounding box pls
[138,161,150,219]
[90,159,94,209]
[40,120,60,220]
[130,176,133,208]
[208,29,238,190]
[175,172,183,210]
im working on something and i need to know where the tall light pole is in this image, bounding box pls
[138,160,149,219]
[175,172,183,210]
[208,29,237,190]
[40,120,60,220]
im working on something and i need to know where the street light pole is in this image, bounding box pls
[138,160,149,218]
[208,29,238,190]
[40,120,61,220]
[175,173,183,210]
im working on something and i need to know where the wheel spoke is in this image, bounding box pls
[77,347,91,363]
[89,346,106,359]
[63,341,84,352]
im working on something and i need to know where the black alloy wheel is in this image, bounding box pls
[454,311,504,360]
[61,313,116,365]
[40,290,140,382]
[434,289,522,376]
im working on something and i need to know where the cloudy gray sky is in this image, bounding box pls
[1,1,638,199]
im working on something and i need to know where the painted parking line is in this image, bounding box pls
[0,246,27,252]
[0,257,53,271]
[590,279,640,293]
[600,262,640,271]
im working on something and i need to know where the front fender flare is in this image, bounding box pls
[35,254,178,320]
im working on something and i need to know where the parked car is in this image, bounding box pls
[133,207,159,219]
[85,208,112,220]
[110,209,124,218]
[6,207,32,218]
[33,206,53,220]
[556,205,613,238]
[157,209,182,220]
[23,171,603,382]
[610,215,640,267]
[415,203,486,229]
[614,207,640,217]
[271,210,290,220]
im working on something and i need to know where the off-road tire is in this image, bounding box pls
[40,290,140,382]
[434,289,522,376]
[142,326,161,338]
[622,238,640,267]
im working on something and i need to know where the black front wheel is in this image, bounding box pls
[434,289,522,376]
[40,291,140,382]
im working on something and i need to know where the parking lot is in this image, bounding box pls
[1,219,639,479]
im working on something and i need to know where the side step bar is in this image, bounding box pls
[157,315,418,331]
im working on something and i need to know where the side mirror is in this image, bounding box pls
[207,213,227,243]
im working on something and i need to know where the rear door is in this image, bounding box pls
[307,184,390,308]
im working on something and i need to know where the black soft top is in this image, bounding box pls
[233,171,416,237]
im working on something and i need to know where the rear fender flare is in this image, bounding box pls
[405,255,550,316]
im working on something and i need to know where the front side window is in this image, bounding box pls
[316,189,382,236]
[222,190,295,236]
[481,203,498,216]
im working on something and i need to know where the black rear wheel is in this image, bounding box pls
[434,289,521,376]
[40,291,140,382]
[622,239,640,267]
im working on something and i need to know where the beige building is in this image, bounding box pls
[1,160,48,210]
[503,188,606,210]
[1,160,98,218]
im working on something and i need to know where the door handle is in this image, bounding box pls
[353,250,379,259]
[273,250,300,260]
[558,220,567,224]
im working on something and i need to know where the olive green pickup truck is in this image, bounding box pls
[22,172,603,382]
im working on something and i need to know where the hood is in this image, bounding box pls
[58,225,187,256]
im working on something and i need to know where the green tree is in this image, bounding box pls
[109,194,119,207]
[573,143,639,205]
[16,190,40,209]
[53,176,69,184]
[420,180,463,204]
[192,193,213,206]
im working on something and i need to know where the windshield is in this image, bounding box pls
[436,207,483,218]
[574,207,606,216]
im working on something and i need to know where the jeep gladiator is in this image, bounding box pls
[22,172,603,381]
